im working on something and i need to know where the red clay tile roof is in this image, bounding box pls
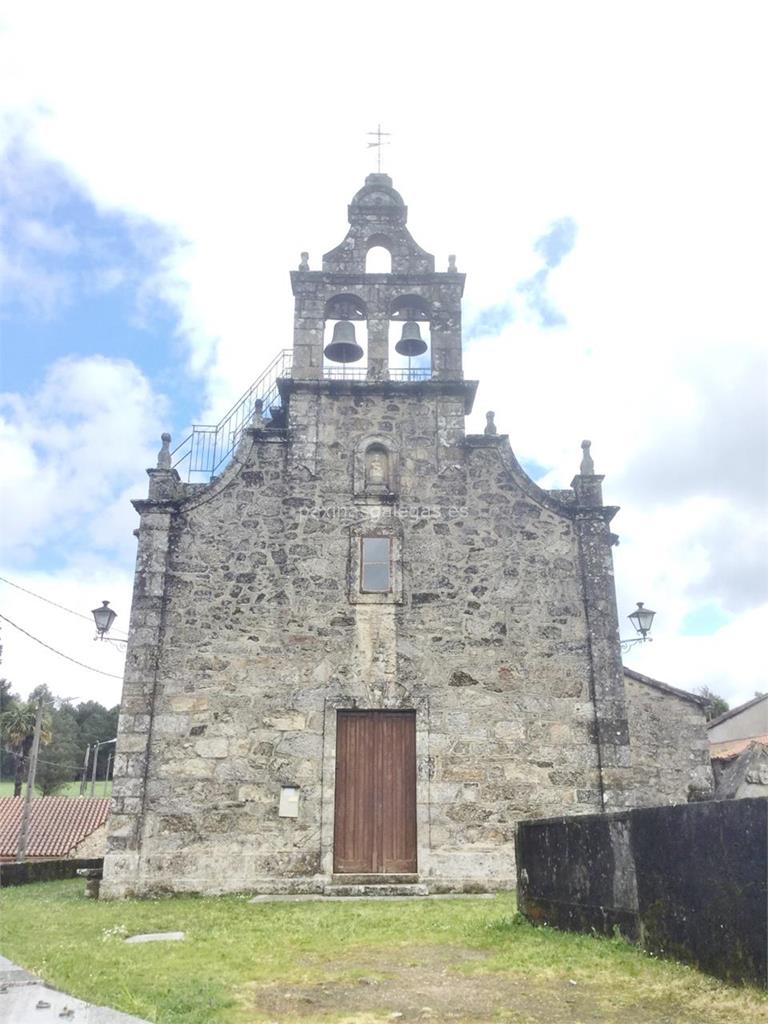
[710,735,768,761]
[0,797,110,858]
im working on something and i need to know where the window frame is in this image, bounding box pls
[348,524,403,605]
[360,536,392,594]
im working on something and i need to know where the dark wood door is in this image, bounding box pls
[334,710,417,874]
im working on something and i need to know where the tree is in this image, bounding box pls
[75,702,119,779]
[0,699,52,796]
[694,686,730,722]
[0,678,119,795]
[0,678,19,782]
[34,703,81,796]
[0,678,13,712]
[0,627,18,782]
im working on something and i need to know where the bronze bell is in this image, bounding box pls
[324,320,364,363]
[395,321,427,357]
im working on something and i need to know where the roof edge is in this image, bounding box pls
[623,667,708,707]
[707,691,768,729]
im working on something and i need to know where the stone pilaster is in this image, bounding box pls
[366,315,389,380]
[430,293,464,380]
[290,279,324,381]
[572,453,632,810]
[101,464,179,898]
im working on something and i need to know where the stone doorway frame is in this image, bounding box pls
[319,695,432,878]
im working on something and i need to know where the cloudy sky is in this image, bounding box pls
[0,1,765,709]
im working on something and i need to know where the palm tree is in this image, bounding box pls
[0,702,52,796]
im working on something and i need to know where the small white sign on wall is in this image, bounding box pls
[278,786,300,818]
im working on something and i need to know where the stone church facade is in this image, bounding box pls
[102,175,711,897]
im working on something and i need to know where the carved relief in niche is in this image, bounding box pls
[365,444,390,492]
[354,438,398,501]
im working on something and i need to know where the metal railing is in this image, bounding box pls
[322,367,368,380]
[172,353,435,481]
[389,368,431,381]
[321,367,430,381]
[172,349,293,481]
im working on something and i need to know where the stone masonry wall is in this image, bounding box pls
[102,382,699,897]
[70,824,107,860]
[624,671,713,804]
[103,383,611,896]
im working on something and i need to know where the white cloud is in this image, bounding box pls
[0,354,163,702]
[17,218,78,255]
[0,243,72,319]
[0,355,166,562]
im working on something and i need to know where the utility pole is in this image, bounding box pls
[16,698,44,863]
[79,743,90,797]
[90,740,100,798]
[103,752,113,796]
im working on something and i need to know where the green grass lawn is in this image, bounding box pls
[0,780,111,798]
[0,880,765,1024]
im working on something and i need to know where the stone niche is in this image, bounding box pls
[353,435,399,501]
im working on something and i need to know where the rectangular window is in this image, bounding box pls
[361,537,391,593]
[278,786,300,818]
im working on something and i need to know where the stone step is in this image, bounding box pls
[323,882,429,898]
[330,873,419,886]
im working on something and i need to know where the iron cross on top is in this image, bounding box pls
[367,124,391,172]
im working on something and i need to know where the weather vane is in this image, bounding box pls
[367,124,391,172]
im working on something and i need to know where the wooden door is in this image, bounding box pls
[334,710,417,874]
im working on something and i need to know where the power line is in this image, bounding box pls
[0,614,124,680]
[4,735,118,773]
[2,748,88,772]
[32,757,84,771]
[0,576,129,638]
[0,576,92,622]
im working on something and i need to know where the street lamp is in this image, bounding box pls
[91,600,126,643]
[621,602,656,651]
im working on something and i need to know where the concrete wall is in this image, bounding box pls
[709,696,768,743]
[0,858,102,887]
[517,798,768,987]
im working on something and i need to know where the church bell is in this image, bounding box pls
[324,320,364,363]
[394,321,427,358]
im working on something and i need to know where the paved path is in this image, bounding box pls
[0,955,151,1024]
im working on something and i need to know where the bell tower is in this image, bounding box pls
[290,174,466,381]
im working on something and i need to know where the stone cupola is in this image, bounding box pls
[322,173,434,275]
